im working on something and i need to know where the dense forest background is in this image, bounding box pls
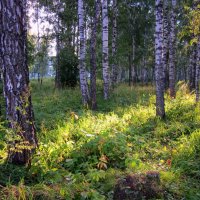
[0,0,200,199]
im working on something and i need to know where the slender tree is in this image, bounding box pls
[78,0,89,105]
[131,37,136,85]
[111,0,118,86]
[189,46,196,91]
[168,0,176,98]
[163,0,169,89]
[90,0,101,110]
[55,0,62,89]
[155,0,165,118]
[196,36,200,102]
[102,0,110,99]
[0,0,37,164]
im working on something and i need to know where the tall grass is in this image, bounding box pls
[0,79,199,199]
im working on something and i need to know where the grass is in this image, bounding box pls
[0,78,200,199]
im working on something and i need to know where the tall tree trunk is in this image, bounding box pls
[55,5,62,89]
[163,0,169,90]
[0,0,37,164]
[189,46,196,92]
[102,0,110,100]
[90,0,101,110]
[142,29,148,85]
[129,54,132,86]
[111,0,117,87]
[78,0,89,105]
[168,0,176,98]
[196,36,200,102]
[131,37,136,85]
[155,0,165,118]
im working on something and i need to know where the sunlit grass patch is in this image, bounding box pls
[0,79,200,199]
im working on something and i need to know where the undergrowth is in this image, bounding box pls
[0,79,200,199]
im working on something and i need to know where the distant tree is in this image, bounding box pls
[189,45,196,91]
[196,36,200,102]
[54,0,63,89]
[155,0,165,118]
[111,0,118,87]
[0,0,37,164]
[59,47,79,88]
[36,37,49,84]
[27,35,36,71]
[102,0,110,99]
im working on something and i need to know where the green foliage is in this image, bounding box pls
[27,35,36,70]
[59,47,79,88]
[0,80,200,199]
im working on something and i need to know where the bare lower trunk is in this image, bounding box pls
[90,0,101,110]
[168,0,176,98]
[196,37,200,102]
[189,46,196,92]
[155,0,165,118]
[78,0,89,105]
[55,12,61,89]
[129,54,132,86]
[111,0,117,87]
[131,37,136,85]
[102,0,110,100]
[0,0,37,164]
[163,0,169,89]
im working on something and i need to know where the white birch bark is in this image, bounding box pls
[102,0,110,99]
[0,0,37,164]
[155,0,165,118]
[78,0,89,105]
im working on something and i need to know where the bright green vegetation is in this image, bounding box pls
[0,79,200,199]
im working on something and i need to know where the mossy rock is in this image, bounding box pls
[113,171,163,200]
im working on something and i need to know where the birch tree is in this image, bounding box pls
[0,0,37,164]
[102,0,110,99]
[78,0,89,105]
[90,0,101,110]
[155,0,165,118]
[168,0,176,98]
[111,0,118,86]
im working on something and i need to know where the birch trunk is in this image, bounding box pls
[155,0,165,118]
[111,0,117,87]
[163,0,169,89]
[78,0,89,105]
[0,0,37,164]
[90,0,101,110]
[102,0,110,99]
[196,36,200,102]
[168,0,176,98]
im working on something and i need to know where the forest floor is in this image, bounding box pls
[0,79,200,199]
